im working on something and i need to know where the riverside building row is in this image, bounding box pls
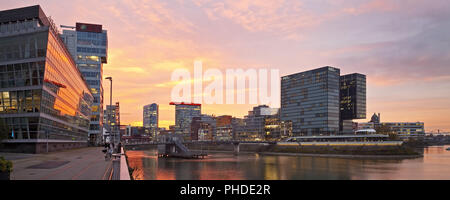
[146,67,422,141]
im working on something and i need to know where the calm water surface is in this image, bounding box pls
[126,145,450,180]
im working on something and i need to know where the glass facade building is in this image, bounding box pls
[241,105,279,140]
[104,102,120,143]
[0,5,93,153]
[170,102,201,140]
[339,73,366,133]
[340,73,366,120]
[60,22,107,145]
[281,66,341,135]
[143,103,158,140]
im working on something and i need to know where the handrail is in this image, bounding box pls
[119,147,131,180]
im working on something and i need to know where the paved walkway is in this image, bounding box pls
[0,147,112,180]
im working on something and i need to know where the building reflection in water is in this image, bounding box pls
[125,145,450,180]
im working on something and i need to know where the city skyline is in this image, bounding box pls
[1,0,449,132]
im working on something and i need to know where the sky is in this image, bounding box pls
[2,0,450,132]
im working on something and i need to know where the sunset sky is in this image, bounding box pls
[2,0,449,132]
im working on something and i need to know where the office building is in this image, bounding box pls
[359,122,425,136]
[170,102,201,140]
[104,102,120,143]
[281,66,341,135]
[231,117,245,140]
[143,103,158,140]
[359,113,425,137]
[126,125,146,136]
[242,105,279,140]
[190,114,216,141]
[0,5,93,153]
[264,114,293,141]
[215,115,232,141]
[60,21,107,145]
[340,73,366,133]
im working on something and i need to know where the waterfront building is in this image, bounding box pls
[104,102,120,143]
[170,102,201,140]
[281,66,341,136]
[158,127,175,140]
[282,134,402,146]
[264,114,293,141]
[231,117,245,140]
[215,115,232,141]
[241,105,279,140]
[126,125,146,136]
[190,114,216,141]
[60,21,107,145]
[119,124,127,137]
[358,113,425,137]
[191,117,213,141]
[340,73,366,133]
[143,103,158,140]
[358,121,425,136]
[0,5,93,153]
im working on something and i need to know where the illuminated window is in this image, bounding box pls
[87,56,99,62]
[92,105,98,112]
[2,92,9,98]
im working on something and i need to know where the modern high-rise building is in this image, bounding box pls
[0,5,93,153]
[281,66,341,135]
[104,102,120,143]
[60,22,107,145]
[143,103,158,140]
[170,102,201,140]
[339,73,367,133]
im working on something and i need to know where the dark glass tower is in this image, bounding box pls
[339,73,366,133]
[281,66,340,136]
[340,73,366,119]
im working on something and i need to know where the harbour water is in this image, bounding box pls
[126,145,450,180]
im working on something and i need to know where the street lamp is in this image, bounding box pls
[105,77,113,147]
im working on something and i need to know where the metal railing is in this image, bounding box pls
[110,147,131,180]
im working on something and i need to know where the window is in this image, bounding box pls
[91,105,98,112]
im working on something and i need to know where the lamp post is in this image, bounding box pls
[105,77,114,148]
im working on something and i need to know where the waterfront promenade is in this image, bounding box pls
[0,147,112,180]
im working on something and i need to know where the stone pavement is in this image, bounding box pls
[0,147,113,180]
